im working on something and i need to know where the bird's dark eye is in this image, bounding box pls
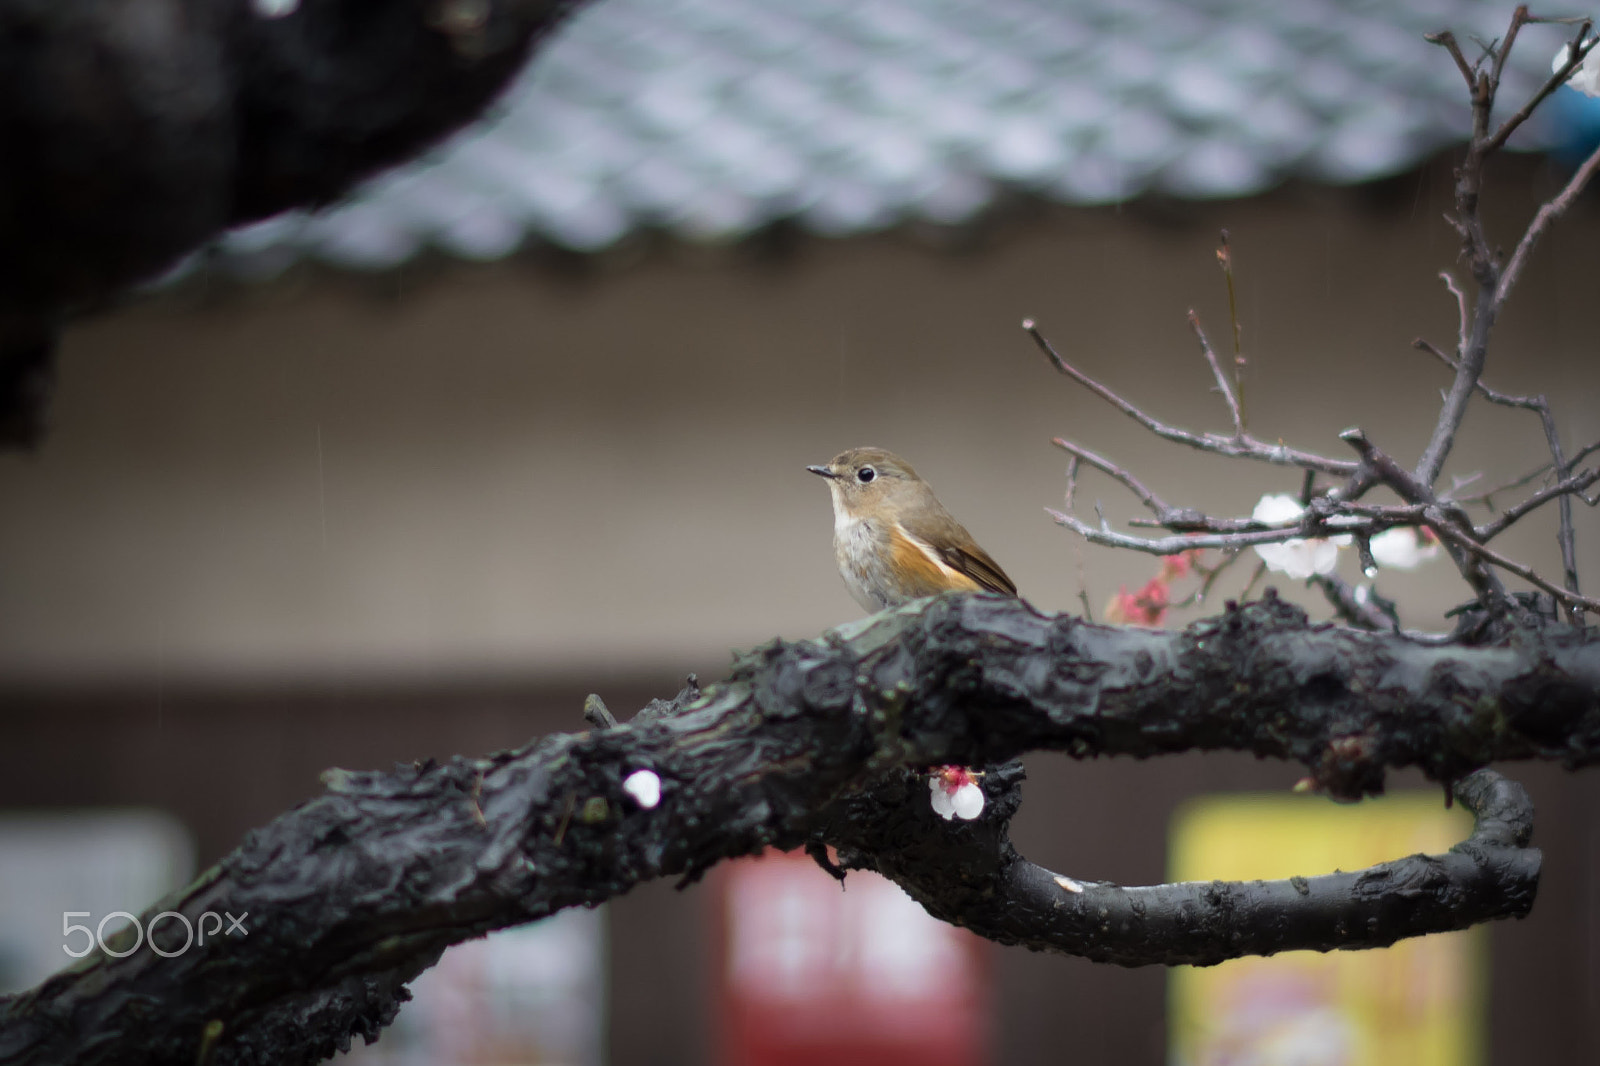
[857,466,877,483]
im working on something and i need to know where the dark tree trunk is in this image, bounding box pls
[0,0,581,447]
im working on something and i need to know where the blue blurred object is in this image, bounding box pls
[1544,84,1600,167]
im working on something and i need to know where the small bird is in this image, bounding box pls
[807,446,1017,612]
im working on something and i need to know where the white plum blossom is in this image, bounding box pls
[1250,494,1350,579]
[621,768,662,809]
[928,766,985,821]
[1554,40,1600,97]
[951,784,984,819]
[1369,526,1442,570]
[930,781,984,821]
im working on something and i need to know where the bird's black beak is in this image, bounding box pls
[806,464,837,479]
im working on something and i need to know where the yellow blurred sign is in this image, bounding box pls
[1168,793,1484,1066]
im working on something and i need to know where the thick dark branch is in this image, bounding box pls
[831,765,1537,967]
[0,0,581,447]
[4,593,1597,1064]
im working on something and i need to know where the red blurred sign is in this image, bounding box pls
[715,850,989,1066]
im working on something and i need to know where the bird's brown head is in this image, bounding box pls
[806,446,930,519]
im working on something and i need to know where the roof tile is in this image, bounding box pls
[203,0,1568,273]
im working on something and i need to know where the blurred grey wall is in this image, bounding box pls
[2,157,1596,688]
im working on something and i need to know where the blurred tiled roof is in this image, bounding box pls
[212,0,1567,274]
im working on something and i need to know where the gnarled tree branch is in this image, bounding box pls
[1,592,1590,1065]
[828,763,1537,967]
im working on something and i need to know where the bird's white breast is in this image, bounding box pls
[832,511,892,612]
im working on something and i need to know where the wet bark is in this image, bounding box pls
[0,591,1586,1065]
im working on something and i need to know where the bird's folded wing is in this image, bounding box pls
[894,519,1018,596]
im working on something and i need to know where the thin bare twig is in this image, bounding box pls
[1448,437,1600,507]
[1127,500,1432,533]
[1024,320,1355,476]
[1167,550,1243,610]
[1530,406,1581,611]
[1424,29,1478,90]
[1412,337,1586,610]
[1412,12,1548,491]
[1453,467,1553,508]
[1429,520,1600,614]
[1046,510,1386,557]
[1413,276,1493,490]
[1488,6,1528,98]
[1064,457,1095,622]
[1413,336,1520,405]
[1049,421,1431,541]
[1482,17,1595,156]
[1236,559,1268,603]
[1437,273,1470,356]
[1477,468,1600,542]
[1498,133,1600,314]
[1216,230,1247,429]
[1052,438,1170,517]
[1189,310,1243,438]
[1416,15,1595,502]
[1459,451,1580,505]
